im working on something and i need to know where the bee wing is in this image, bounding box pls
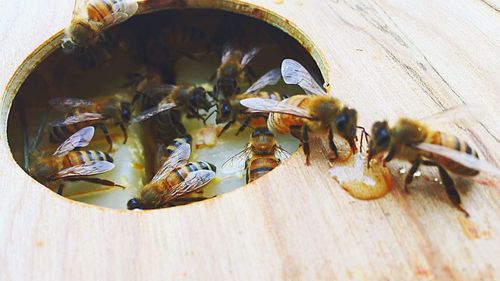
[419,104,484,125]
[143,84,178,98]
[52,161,115,180]
[415,143,500,176]
[221,146,252,173]
[49,112,107,126]
[53,126,95,157]
[101,0,139,27]
[275,145,292,161]
[130,102,177,123]
[240,98,312,118]
[281,59,327,96]
[151,143,191,183]
[244,68,281,94]
[221,45,234,64]
[49,97,94,111]
[240,47,261,68]
[169,170,216,199]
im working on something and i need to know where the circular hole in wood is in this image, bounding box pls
[5,5,326,210]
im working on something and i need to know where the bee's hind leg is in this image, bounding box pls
[404,159,421,193]
[117,122,128,144]
[96,124,113,152]
[422,160,469,217]
[65,177,126,189]
[328,129,338,159]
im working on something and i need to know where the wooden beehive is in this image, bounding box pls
[0,0,499,280]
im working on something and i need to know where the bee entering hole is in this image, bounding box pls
[7,8,325,210]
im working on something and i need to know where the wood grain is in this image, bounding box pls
[0,0,499,280]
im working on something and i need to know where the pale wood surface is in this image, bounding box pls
[1,0,500,280]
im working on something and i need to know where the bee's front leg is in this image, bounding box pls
[404,159,421,193]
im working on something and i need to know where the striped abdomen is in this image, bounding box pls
[246,156,280,183]
[87,0,138,27]
[268,95,310,134]
[425,131,479,176]
[147,161,215,203]
[238,91,282,128]
[50,120,102,143]
[61,150,113,169]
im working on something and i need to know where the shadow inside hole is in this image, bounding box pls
[7,9,324,209]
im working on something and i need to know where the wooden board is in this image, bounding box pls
[0,0,499,280]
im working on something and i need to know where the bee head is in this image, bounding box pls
[190,87,211,111]
[368,121,391,163]
[251,127,276,154]
[215,101,232,124]
[61,38,77,54]
[127,198,143,210]
[335,107,358,151]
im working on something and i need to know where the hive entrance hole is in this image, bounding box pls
[7,8,324,209]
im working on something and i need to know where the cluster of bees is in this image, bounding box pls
[27,0,499,214]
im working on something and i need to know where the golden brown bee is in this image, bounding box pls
[62,0,140,53]
[367,118,500,216]
[214,46,260,100]
[127,142,216,210]
[241,59,361,165]
[48,93,133,151]
[216,68,283,136]
[223,127,290,183]
[131,84,212,143]
[155,135,192,172]
[29,126,123,195]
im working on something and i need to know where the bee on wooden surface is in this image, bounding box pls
[214,46,260,100]
[62,0,140,54]
[241,59,361,165]
[29,126,124,195]
[127,142,217,210]
[223,127,290,183]
[367,117,500,216]
[216,68,283,136]
[49,93,133,151]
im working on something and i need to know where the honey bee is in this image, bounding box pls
[127,142,217,210]
[216,68,283,136]
[155,135,192,171]
[367,118,500,216]
[214,46,260,100]
[223,127,290,183]
[130,84,212,142]
[49,94,133,151]
[29,126,124,195]
[241,59,360,165]
[62,0,140,54]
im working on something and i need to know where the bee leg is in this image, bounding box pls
[404,159,421,193]
[57,184,65,196]
[436,165,469,217]
[383,146,397,167]
[65,177,126,189]
[117,122,128,144]
[236,117,251,136]
[302,125,311,165]
[328,129,339,159]
[218,120,235,137]
[96,124,113,152]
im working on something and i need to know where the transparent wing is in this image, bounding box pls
[130,103,177,123]
[143,84,178,98]
[169,170,216,199]
[52,161,115,180]
[240,47,261,68]
[49,97,94,111]
[221,45,234,64]
[53,126,95,157]
[281,59,326,95]
[240,98,312,118]
[49,113,107,126]
[151,143,191,183]
[415,143,500,176]
[221,146,252,173]
[275,145,292,161]
[244,68,281,94]
[100,0,139,27]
